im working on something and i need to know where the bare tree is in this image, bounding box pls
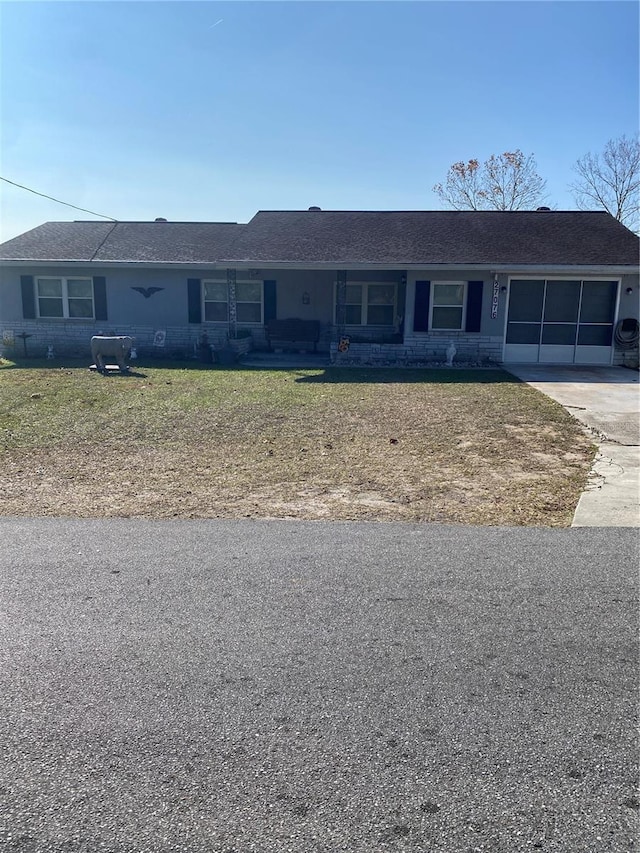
[570,135,640,230]
[433,150,547,211]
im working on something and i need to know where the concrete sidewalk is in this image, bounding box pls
[504,365,640,527]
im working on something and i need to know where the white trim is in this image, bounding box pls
[333,281,398,326]
[35,275,95,320]
[430,281,467,331]
[4,259,637,274]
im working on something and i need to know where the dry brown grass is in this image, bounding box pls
[0,359,595,526]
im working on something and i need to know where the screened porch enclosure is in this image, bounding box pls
[504,279,619,364]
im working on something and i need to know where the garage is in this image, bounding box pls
[504,278,619,364]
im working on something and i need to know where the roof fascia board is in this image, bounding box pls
[223,262,640,274]
[0,259,227,270]
[1,260,637,275]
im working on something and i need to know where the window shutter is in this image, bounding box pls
[93,276,108,321]
[188,278,202,323]
[263,280,277,323]
[465,280,483,333]
[21,275,36,319]
[413,280,430,332]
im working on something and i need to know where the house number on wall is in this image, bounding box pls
[491,278,500,320]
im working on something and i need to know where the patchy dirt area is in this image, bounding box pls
[0,362,595,526]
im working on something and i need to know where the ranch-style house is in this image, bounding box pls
[0,207,638,366]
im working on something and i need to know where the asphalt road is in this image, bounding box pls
[0,519,638,853]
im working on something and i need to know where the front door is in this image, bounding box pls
[504,279,618,364]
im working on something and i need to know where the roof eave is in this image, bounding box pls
[1,259,637,274]
[220,260,640,273]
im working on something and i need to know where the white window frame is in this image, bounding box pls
[334,281,398,326]
[430,281,467,331]
[202,280,264,325]
[35,276,95,320]
[202,280,229,323]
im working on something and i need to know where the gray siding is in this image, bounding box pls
[619,273,640,322]
[1,264,637,363]
[0,265,217,357]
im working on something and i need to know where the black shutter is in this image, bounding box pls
[21,275,36,319]
[188,278,202,323]
[263,280,277,323]
[465,280,483,333]
[93,276,108,321]
[413,280,430,332]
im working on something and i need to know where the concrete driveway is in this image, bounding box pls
[505,365,639,527]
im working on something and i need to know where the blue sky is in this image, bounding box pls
[0,0,638,241]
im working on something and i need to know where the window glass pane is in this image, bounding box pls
[67,279,92,298]
[544,281,580,322]
[204,302,227,322]
[237,303,261,323]
[433,284,464,306]
[236,282,262,302]
[542,323,577,345]
[68,299,93,318]
[580,281,617,323]
[508,280,544,322]
[37,279,62,298]
[345,305,362,324]
[39,298,64,318]
[577,325,613,346]
[368,284,395,305]
[367,305,394,325]
[432,306,463,329]
[345,285,362,304]
[204,281,227,301]
[506,323,541,344]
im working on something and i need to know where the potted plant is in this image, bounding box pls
[227,328,253,355]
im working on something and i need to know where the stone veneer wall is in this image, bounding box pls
[331,334,504,365]
[0,320,336,359]
[2,320,633,366]
[613,347,639,368]
[0,321,230,360]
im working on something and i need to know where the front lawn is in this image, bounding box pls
[0,359,595,525]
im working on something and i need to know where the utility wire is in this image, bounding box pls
[0,176,117,221]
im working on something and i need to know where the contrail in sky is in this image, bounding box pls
[209,19,224,28]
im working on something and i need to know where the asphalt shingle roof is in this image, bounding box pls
[0,221,117,261]
[0,221,243,263]
[224,210,640,266]
[0,211,638,266]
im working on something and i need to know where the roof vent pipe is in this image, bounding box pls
[308,206,321,211]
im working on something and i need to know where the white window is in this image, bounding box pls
[202,281,263,324]
[36,277,95,319]
[337,282,397,326]
[236,282,263,324]
[431,282,466,330]
[203,281,228,322]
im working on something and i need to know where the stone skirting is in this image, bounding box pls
[2,320,633,367]
[0,321,230,360]
[331,335,504,366]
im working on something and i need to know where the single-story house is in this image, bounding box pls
[0,208,638,365]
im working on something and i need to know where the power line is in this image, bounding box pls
[0,176,117,221]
